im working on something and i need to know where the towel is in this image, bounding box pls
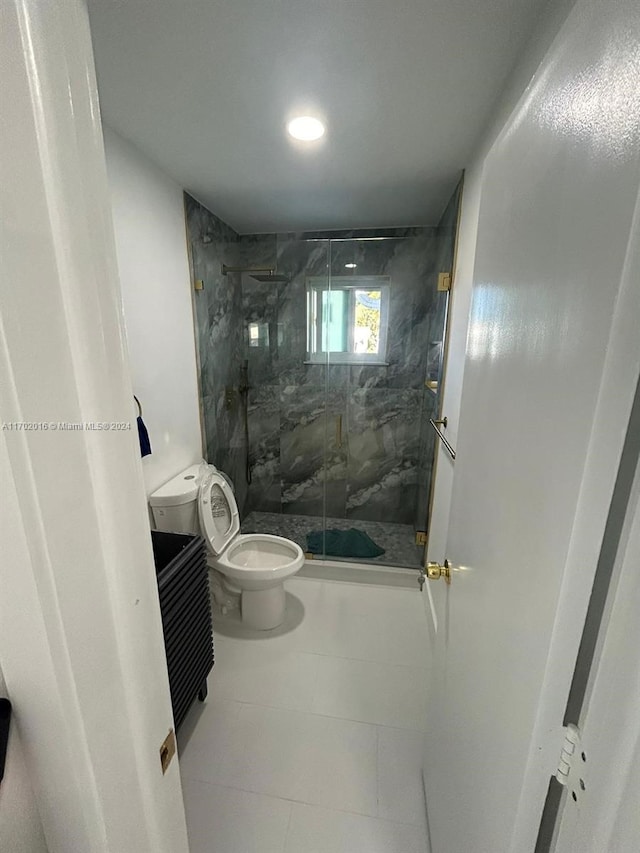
[137,415,152,457]
[306,528,385,559]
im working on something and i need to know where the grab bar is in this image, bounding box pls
[429,417,456,460]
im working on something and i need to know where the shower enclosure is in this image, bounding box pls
[186,181,462,570]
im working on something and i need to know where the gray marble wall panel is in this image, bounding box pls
[246,384,281,514]
[186,187,462,529]
[280,384,347,517]
[186,193,249,515]
[346,387,423,524]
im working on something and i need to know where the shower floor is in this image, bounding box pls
[241,511,423,569]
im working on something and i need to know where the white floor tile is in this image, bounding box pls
[181,578,434,852]
[284,803,430,853]
[234,704,378,816]
[211,639,319,712]
[234,704,321,801]
[313,581,422,621]
[284,579,430,667]
[309,609,429,668]
[285,577,325,603]
[181,778,291,853]
[377,727,428,826]
[313,655,428,730]
[359,599,430,668]
[303,715,378,816]
[178,696,244,788]
[210,578,325,655]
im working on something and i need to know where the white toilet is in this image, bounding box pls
[149,463,304,630]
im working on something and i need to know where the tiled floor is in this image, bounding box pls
[242,512,424,568]
[178,576,431,853]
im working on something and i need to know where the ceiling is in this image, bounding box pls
[88,0,547,233]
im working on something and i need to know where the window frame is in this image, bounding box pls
[306,275,391,365]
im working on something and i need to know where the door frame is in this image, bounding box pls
[421,175,465,634]
[553,427,640,851]
[422,174,465,552]
[0,0,189,849]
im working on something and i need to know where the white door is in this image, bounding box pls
[423,0,640,850]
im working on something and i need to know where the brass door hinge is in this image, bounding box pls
[194,279,204,291]
[160,729,176,775]
[437,272,451,292]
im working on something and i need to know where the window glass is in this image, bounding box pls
[307,277,390,364]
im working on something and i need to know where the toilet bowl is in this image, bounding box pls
[149,464,304,630]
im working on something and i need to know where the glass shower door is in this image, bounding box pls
[238,236,331,556]
[261,236,332,557]
[416,178,464,555]
[317,234,430,568]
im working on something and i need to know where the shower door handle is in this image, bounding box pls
[335,414,343,448]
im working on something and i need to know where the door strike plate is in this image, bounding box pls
[160,729,176,775]
[415,531,428,546]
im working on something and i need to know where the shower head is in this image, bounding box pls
[250,272,289,283]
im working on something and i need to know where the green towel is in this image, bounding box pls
[306,528,385,559]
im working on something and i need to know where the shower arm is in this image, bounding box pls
[221,264,275,276]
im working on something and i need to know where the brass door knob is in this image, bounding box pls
[427,560,451,585]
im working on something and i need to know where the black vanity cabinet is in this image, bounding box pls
[151,530,213,730]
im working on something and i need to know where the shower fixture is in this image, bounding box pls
[221,264,290,283]
[239,359,252,485]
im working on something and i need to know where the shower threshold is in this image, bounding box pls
[241,511,423,587]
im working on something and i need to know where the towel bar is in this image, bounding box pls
[429,417,456,460]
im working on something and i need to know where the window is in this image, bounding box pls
[306,276,390,364]
[248,322,269,348]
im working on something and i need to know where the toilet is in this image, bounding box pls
[149,463,304,630]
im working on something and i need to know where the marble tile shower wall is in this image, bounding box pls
[186,192,442,527]
[185,194,249,516]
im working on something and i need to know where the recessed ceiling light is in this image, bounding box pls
[345,263,357,269]
[287,116,326,141]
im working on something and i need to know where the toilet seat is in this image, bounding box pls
[197,467,240,556]
[197,468,303,579]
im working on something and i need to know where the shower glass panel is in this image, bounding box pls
[417,179,464,541]
[321,234,437,568]
[234,235,333,562]
[186,179,463,572]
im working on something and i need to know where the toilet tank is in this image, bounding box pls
[149,464,201,534]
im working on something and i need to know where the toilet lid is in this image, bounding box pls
[197,468,240,556]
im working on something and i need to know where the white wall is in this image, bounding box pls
[0,666,47,853]
[426,0,577,567]
[103,126,202,496]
